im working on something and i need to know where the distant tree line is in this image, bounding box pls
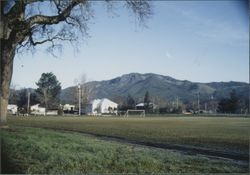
[9,88,39,114]
[9,72,93,115]
[9,72,61,114]
[116,91,183,114]
[115,89,248,114]
[217,89,248,114]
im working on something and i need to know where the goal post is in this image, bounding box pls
[124,109,145,117]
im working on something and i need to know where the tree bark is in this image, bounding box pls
[0,45,15,126]
[43,88,48,115]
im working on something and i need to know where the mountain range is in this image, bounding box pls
[60,73,248,105]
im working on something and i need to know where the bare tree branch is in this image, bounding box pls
[125,0,152,23]
[27,0,85,27]
[7,0,151,52]
[29,33,74,46]
[52,0,63,14]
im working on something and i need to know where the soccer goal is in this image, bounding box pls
[124,109,145,117]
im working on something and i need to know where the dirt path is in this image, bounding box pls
[24,126,249,162]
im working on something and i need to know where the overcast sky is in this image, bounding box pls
[12,1,249,89]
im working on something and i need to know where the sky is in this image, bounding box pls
[12,1,249,89]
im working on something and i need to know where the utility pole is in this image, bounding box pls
[197,92,200,113]
[78,84,81,116]
[27,91,30,116]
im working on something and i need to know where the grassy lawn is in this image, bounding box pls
[1,126,248,174]
[7,115,250,155]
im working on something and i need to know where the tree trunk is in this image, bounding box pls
[0,44,15,126]
[43,88,48,115]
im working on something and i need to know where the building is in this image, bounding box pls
[7,104,18,115]
[62,104,76,114]
[63,104,75,111]
[85,98,118,115]
[30,104,46,115]
[46,110,58,115]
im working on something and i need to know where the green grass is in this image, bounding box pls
[8,115,250,155]
[1,126,248,174]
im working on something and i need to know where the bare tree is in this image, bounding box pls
[0,0,151,125]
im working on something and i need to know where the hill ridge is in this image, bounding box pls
[61,73,248,105]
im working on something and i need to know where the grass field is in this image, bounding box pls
[1,115,250,173]
[7,115,250,154]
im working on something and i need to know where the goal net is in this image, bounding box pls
[124,110,145,117]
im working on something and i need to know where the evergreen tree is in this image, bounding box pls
[127,94,135,109]
[228,90,239,113]
[144,91,150,112]
[217,89,239,113]
[36,72,61,110]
